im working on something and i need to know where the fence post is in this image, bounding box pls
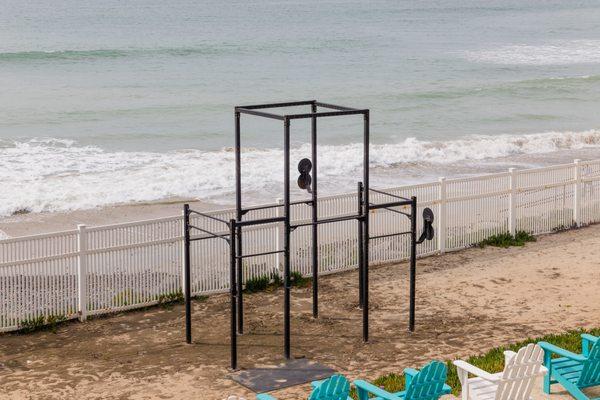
[438,177,446,254]
[574,159,582,227]
[508,168,517,236]
[77,224,88,322]
[275,198,284,277]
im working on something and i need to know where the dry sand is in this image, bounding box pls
[1,224,599,400]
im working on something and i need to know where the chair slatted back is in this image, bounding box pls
[578,339,600,387]
[309,375,350,400]
[496,344,544,400]
[405,361,448,400]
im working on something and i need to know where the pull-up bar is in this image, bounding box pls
[290,213,362,229]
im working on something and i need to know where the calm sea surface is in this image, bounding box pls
[2,0,600,215]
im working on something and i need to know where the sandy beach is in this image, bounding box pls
[1,223,598,399]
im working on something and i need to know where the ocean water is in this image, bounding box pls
[2,0,600,216]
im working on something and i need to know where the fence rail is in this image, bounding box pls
[2,159,600,332]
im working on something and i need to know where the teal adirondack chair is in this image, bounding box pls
[256,374,351,400]
[539,333,600,400]
[354,361,451,400]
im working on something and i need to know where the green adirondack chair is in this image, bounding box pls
[354,360,451,400]
[538,333,600,400]
[256,374,352,400]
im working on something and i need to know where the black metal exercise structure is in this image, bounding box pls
[183,100,435,370]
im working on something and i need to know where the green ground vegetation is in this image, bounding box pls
[477,231,536,248]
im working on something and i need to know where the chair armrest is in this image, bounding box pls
[311,379,324,389]
[582,334,598,357]
[256,394,276,400]
[453,360,500,382]
[503,350,517,365]
[404,367,419,387]
[581,334,598,343]
[354,380,403,400]
[538,342,586,362]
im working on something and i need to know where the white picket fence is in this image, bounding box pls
[1,159,600,332]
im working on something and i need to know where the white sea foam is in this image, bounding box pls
[1,130,600,216]
[467,40,600,65]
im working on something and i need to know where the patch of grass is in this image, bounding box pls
[349,327,600,399]
[290,271,311,288]
[243,271,311,293]
[244,272,282,293]
[245,275,271,293]
[18,314,67,334]
[478,230,536,248]
[271,272,283,287]
[158,290,184,308]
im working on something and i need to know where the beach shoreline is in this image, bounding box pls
[2,148,599,239]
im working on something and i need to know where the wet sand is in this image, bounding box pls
[0,198,230,237]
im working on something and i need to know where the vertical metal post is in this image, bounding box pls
[235,111,244,335]
[183,204,192,344]
[229,219,238,370]
[362,111,370,343]
[409,196,417,332]
[283,117,291,359]
[357,182,364,308]
[275,198,284,275]
[311,102,319,318]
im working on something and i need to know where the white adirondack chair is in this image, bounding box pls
[453,343,548,400]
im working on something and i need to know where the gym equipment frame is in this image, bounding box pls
[183,100,435,370]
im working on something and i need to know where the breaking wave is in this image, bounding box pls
[466,40,600,65]
[1,129,600,216]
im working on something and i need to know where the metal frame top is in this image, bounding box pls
[235,100,369,121]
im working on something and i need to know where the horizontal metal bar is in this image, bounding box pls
[236,108,285,120]
[190,234,230,242]
[286,109,368,120]
[369,203,411,218]
[314,101,359,111]
[235,216,286,227]
[291,213,362,228]
[241,199,313,213]
[370,231,412,240]
[369,199,413,210]
[369,188,410,201]
[236,100,315,110]
[189,225,231,242]
[236,250,284,259]
[188,209,229,225]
